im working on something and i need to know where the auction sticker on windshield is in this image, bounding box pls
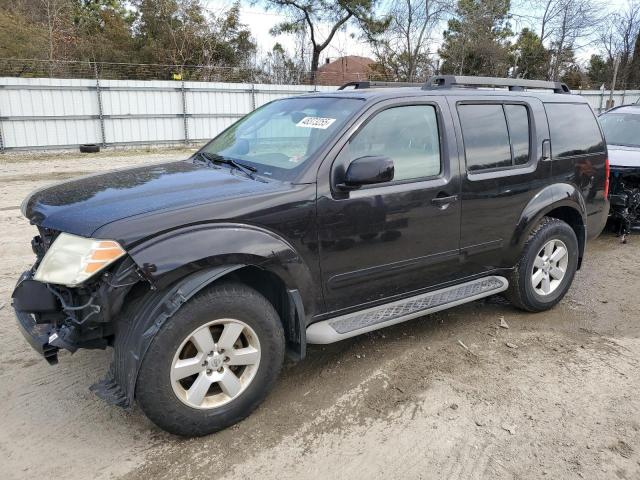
[296,116,337,129]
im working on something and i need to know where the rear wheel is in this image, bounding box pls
[506,217,579,312]
[136,282,285,436]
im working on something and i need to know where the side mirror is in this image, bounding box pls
[340,155,394,189]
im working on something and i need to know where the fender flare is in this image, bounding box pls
[512,183,587,257]
[91,263,308,408]
[127,222,317,316]
[91,265,242,407]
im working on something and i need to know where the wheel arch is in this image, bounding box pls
[93,224,315,408]
[513,184,587,268]
[127,222,317,317]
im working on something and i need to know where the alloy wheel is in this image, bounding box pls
[531,239,569,296]
[170,319,261,409]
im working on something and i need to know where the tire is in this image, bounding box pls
[506,217,579,312]
[79,144,100,153]
[135,282,285,436]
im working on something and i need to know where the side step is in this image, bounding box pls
[306,276,508,344]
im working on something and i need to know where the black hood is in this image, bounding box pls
[23,160,283,238]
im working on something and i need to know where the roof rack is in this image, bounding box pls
[423,75,571,94]
[337,80,422,90]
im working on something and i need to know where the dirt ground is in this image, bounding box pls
[0,149,638,480]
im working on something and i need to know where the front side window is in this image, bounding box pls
[458,103,531,172]
[338,105,441,182]
[546,103,605,157]
[202,97,363,180]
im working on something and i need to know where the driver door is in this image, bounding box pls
[316,99,462,314]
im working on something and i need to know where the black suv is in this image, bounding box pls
[13,76,609,436]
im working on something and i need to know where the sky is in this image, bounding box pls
[213,0,632,65]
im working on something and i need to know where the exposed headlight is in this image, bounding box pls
[34,233,126,287]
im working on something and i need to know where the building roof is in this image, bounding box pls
[316,56,375,86]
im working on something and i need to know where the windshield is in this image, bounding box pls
[200,96,363,180]
[599,112,640,148]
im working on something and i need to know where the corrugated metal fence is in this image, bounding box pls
[580,89,640,114]
[0,77,638,152]
[0,78,338,151]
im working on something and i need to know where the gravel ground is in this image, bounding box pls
[0,149,638,480]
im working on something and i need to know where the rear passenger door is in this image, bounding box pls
[449,96,551,274]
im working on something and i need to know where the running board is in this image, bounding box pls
[306,276,508,344]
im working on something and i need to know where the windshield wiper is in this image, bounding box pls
[196,151,258,179]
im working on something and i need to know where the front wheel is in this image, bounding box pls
[136,282,285,436]
[506,217,579,312]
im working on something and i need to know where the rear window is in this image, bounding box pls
[458,103,531,171]
[545,103,604,158]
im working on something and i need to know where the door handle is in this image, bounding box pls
[431,195,459,207]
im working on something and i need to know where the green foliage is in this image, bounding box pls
[0,0,256,77]
[560,63,586,89]
[513,28,549,79]
[587,54,612,87]
[439,0,513,76]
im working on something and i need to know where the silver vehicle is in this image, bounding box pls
[599,104,640,241]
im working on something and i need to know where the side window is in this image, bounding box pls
[545,103,605,158]
[458,103,532,172]
[339,105,441,182]
[504,105,530,165]
[458,104,512,171]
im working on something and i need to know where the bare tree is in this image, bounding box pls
[38,0,73,63]
[598,0,640,85]
[366,0,452,81]
[538,0,603,80]
[264,0,385,76]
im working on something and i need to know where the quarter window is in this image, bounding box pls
[458,103,531,171]
[545,103,605,158]
[339,105,441,182]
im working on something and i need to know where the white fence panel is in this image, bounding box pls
[580,89,640,113]
[2,77,638,152]
[0,77,101,149]
[0,77,339,151]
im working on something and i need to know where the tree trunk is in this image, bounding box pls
[630,33,640,86]
[310,48,321,83]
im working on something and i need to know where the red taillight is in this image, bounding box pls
[604,158,610,198]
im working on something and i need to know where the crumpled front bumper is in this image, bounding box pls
[11,270,61,365]
[14,308,59,364]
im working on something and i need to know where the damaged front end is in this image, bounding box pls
[11,227,146,364]
[609,166,640,243]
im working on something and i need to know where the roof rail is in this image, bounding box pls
[423,75,571,94]
[337,80,422,90]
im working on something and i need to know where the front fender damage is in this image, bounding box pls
[90,265,242,407]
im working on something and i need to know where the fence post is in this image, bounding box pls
[250,83,256,111]
[94,62,106,147]
[598,84,605,114]
[0,99,5,153]
[181,79,189,144]
[0,120,5,154]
